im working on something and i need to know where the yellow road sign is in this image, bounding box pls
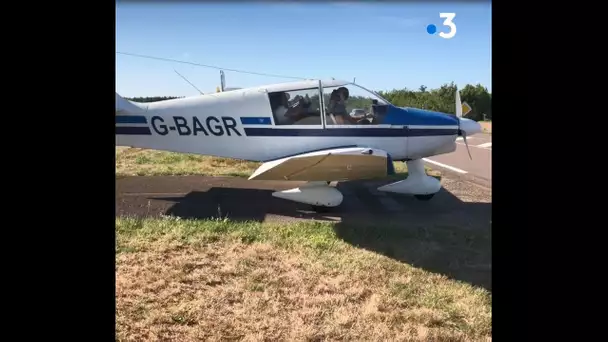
[462,102,472,116]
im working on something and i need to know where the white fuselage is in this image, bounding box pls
[116,82,457,162]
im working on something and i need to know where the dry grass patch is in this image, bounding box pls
[116,217,491,341]
[115,147,440,179]
[116,147,261,177]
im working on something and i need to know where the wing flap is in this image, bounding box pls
[249,147,393,181]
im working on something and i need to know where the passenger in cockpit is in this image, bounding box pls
[270,92,310,125]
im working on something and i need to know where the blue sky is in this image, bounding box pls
[116,2,491,98]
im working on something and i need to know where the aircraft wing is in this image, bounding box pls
[248,147,396,181]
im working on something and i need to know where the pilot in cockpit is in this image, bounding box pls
[270,92,310,125]
[327,87,359,125]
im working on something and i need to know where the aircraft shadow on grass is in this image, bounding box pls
[150,180,491,291]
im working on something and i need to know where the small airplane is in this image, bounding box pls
[115,78,481,211]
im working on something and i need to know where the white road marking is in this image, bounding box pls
[457,136,491,143]
[456,142,492,149]
[456,136,482,141]
[477,142,492,149]
[422,158,468,174]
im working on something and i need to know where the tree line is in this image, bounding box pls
[125,96,184,103]
[125,82,491,121]
[376,82,491,121]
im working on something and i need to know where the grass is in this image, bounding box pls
[116,147,441,179]
[116,216,491,341]
[116,147,260,177]
[114,148,487,340]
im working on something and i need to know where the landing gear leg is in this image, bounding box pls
[377,159,440,200]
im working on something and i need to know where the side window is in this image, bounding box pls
[323,84,388,126]
[268,88,322,126]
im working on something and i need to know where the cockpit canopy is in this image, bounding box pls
[267,80,392,126]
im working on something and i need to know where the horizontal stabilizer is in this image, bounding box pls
[249,147,394,182]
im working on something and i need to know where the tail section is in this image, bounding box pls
[115,93,150,147]
[115,92,145,114]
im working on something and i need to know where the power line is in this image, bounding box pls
[116,51,308,80]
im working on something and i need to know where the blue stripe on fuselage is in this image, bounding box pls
[116,115,148,124]
[382,105,459,126]
[243,127,458,137]
[240,117,272,125]
[116,126,152,135]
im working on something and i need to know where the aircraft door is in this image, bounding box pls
[267,85,324,127]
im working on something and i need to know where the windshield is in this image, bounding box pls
[321,83,393,125]
[349,83,391,106]
[322,83,390,114]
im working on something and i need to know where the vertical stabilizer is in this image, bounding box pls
[116,93,145,114]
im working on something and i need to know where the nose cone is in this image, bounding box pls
[460,118,482,136]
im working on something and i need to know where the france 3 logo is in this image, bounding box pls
[426,13,457,39]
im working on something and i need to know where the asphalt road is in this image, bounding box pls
[423,133,491,186]
[116,174,491,225]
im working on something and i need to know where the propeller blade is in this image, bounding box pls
[454,86,473,160]
[462,132,473,160]
[455,87,462,118]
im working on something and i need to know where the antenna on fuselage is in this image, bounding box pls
[220,70,226,92]
[173,69,204,95]
[353,77,356,84]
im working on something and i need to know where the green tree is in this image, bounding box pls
[126,96,184,103]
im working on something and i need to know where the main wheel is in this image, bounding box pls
[414,194,435,201]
